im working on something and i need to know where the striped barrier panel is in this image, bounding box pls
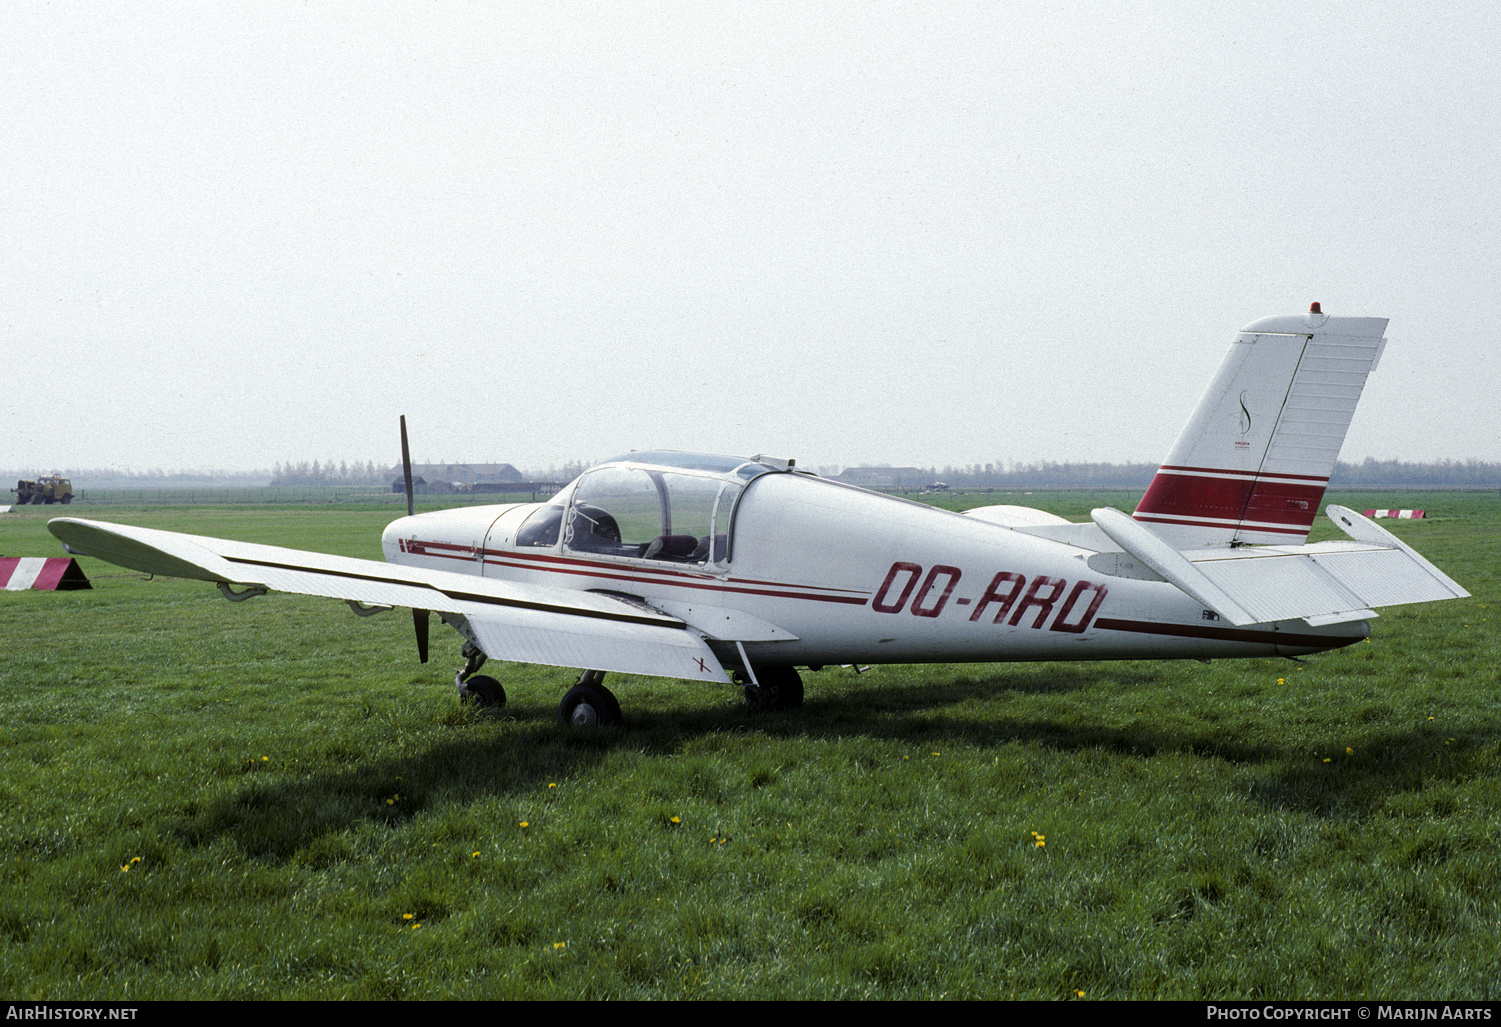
[0,557,92,591]
[1362,509,1425,519]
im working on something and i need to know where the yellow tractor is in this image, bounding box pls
[13,474,73,505]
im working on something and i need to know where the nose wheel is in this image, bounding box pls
[464,674,506,707]
[559,670,622,727]
[456,642,505,707]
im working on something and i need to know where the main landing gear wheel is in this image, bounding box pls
[464,674,506,708]
[744,666,804,710]
[559,672,622,727]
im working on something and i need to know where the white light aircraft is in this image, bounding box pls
[50,306,1468,726]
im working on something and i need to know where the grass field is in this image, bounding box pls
[1,492,1498,999]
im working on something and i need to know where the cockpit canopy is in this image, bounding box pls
[514,452,794,567]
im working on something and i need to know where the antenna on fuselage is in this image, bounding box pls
[399,414,429,663]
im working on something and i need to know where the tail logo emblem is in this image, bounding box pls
[1238,391,1252,434]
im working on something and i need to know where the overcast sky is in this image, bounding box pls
[4,2,1498,475]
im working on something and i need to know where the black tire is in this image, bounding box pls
[465,675,506,708]
[559,680,622,727]
[744,666,804,709]
[61,495,71,504]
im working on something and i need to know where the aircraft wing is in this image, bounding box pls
[47,518,729,683]
[1089,506,1469,627]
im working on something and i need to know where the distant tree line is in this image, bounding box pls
[1327,457,1501,488]
[268,460,388,486]
[905,461,1161,489]
[3,467,269,489]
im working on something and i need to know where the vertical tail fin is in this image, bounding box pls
[1133,305,1388,548]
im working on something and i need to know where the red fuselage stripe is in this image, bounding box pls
[398,541,872,605]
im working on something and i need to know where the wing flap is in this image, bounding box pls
[463,610,728,682]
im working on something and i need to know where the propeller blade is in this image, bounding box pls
[412,607,430,663]
[400,415,415,518]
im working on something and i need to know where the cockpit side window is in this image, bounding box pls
[565,468,662,557]
[564,466,745,566]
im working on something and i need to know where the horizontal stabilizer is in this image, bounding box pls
[1091,506,1468,626]
[48,518,729,683]
[1091,507,1259,624]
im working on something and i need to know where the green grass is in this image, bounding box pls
[1,494,1498,998]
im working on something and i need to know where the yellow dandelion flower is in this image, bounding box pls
[262,756,269,761]
[1323,758,1331,763]
[410,922,421,930]
[387,799,395,805]
[520,821,529,829]
[403,913,414,920]
[120,865,129,873]
[554,941,566,950]
[1075,989,1085,998]
[130,857,141,864]
[1346,747,1353,755]
[548,783,557,788]
[472,852,480,858]
[670,816,681,825]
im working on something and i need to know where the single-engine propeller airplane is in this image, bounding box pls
[50,306,1468,726]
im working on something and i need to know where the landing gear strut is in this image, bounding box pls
[559,670,622,727]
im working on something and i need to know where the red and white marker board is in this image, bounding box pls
[0,557,92,590]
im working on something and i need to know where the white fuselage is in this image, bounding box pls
[381,466,1368,671]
